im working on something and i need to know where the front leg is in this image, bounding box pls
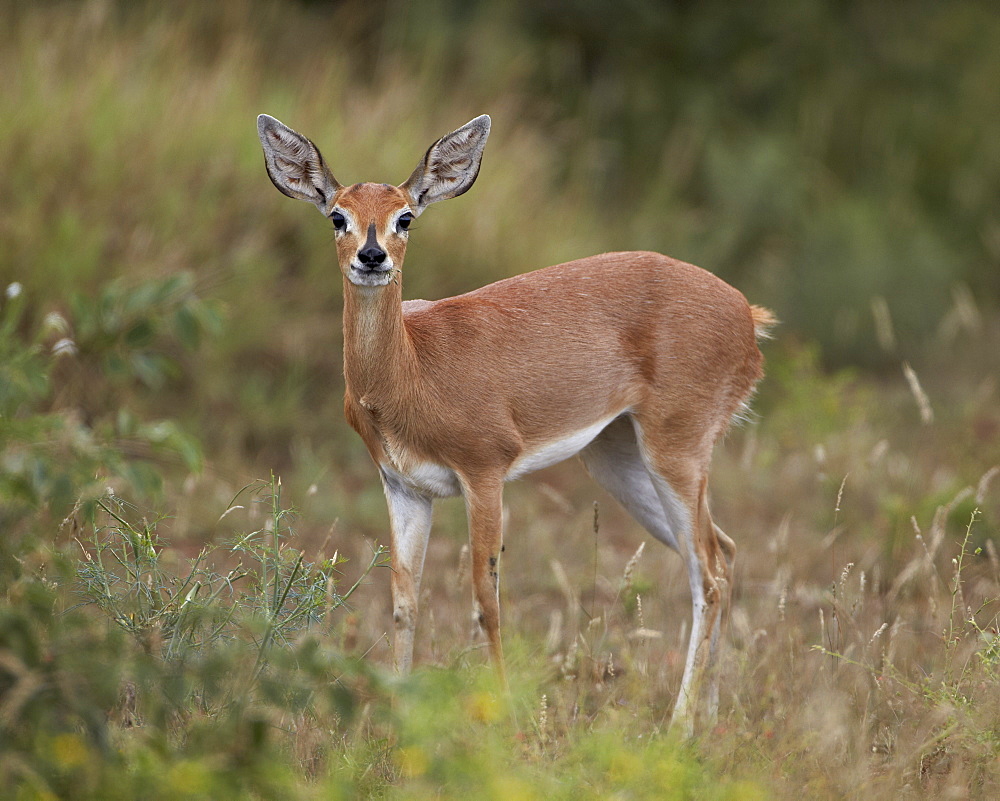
[462,476,506,678]
[381,468,433,674]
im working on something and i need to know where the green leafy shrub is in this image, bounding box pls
[0,275,213,530]
[75,477,387,667]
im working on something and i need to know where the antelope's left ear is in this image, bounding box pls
[400,115,490,216]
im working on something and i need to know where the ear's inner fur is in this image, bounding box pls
[401,115,490,214]
[257,114,341,208]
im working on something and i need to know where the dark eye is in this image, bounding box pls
[330,211,346,231]
[397,212,413,232]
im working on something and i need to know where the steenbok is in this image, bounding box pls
[257,113,774,730]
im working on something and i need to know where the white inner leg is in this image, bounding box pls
[649,471,704,726]
[381,465,434,672]
[707,602,724,720]
[382,465,435,576]
[628,419,708,728]
[580,416,681,552]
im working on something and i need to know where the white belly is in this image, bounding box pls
[506,416,618,481]
[381,414,619,497]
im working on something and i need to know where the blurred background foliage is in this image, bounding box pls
[2,1,1000,796]
[2,0,997,512]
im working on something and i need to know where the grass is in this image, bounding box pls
[4,332,998,797]
[2,1,1000,798]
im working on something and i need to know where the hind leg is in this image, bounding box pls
[628,416,733,733]
[655,477,729,733]
[582,418,708,728]
[582,416,734,732]
[707,523,735,718]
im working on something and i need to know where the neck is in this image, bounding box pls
[342,277,413,409]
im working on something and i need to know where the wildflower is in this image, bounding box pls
[397,746,428,778]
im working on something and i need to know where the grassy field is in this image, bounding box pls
[2,1,1000,798]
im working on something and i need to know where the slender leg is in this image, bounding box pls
[585,418,734,730]
[707,522,735,719]
[661,482,712,734]
[381,468,434,674]
[627,408,726,732]
[657,477,730,732]
[462,476,506,679]
[581,418,736,733]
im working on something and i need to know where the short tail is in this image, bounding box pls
[750,305,778,341]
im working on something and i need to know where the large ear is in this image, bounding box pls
[257,114,341,210]
[400,115,490,216]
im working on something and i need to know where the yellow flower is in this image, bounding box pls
[489,776,538,801]
[465,691,501,723]
[398,746,429,778]
[607,750,643,784]
[166,760,211,795]
[723,780,768,801]
[51,733,88,769]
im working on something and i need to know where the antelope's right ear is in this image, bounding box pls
[257,114,341,211]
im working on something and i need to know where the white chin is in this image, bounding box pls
[348,266,394,287]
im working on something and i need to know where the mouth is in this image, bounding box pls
[348,262,395,287]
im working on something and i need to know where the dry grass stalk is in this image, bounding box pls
[869,622,888,645]
[871,296,897,353]
[551,559,580,634]
[835,474,848,521]
[628,629,663,641]
[888,487,974,603]
[454,544,470,594]
[838,563,855,596]
[985,539,1000,582]
[545,609,564,653]
[620,541,645,599]
[561,638,579,681]
[976,466,999,505]
[902,362,934,424]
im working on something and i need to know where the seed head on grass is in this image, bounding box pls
[561,639,579,681]
[537,694,549,747]
[869,622,889,645]
[902,362,934,424]
[620,541,644,601]
[837,563,855,596]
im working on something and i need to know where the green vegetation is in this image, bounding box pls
[2,1,999,797]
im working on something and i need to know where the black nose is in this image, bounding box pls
[358,247,387,267]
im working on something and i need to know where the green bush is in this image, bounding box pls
[0,275,212,530]
[75,478,386,665]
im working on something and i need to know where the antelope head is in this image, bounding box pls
[256,114,491,288]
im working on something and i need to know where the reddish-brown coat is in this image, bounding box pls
[257,110,773,730]
[338,239,763,487]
